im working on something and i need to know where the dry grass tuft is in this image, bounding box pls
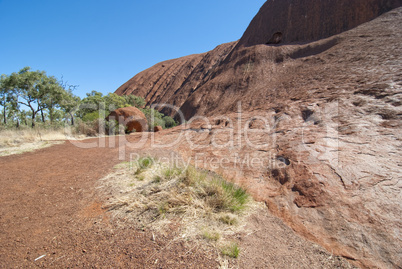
[220,242,240,258]
[98,159,263,260]
[202,228,221,242]
[0,128,81,148]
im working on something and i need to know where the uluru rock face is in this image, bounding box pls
[116,0,402,121]
[115,41,237,118]
[236,0,402,47]
[115,3,402,268]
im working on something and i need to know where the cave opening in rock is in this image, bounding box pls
[266,32,283,45]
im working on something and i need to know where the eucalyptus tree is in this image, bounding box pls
[6,67,66,127]
[0,74,8,125]
[79,90,105,117]
[60,89,81,125]
[123,94,145,108]
[0,74,19,126]
[103,92,130,111]
[7,67,43,127]
[37,74,66,123]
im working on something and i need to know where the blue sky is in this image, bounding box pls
[0,0,265,98]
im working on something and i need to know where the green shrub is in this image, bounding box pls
[124,95,146,108]
[82,110,105,122]
[163,116,177,128]
[141,108,178,131]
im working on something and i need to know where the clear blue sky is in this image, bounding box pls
[0,0,265,98]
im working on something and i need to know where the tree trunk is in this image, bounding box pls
[2,96,5,125]
[16,118,20,128]
[49,107,55,124]
[3,103,6,125]
[41,109,45,123]
[69,112,74,126]
[31,111,37,128]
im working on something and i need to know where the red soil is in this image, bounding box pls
[0,138,217,268]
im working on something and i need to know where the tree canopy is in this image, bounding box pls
[0,67,176,133]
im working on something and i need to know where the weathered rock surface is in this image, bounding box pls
[115,42,237,119]
[236,0,402,47]
[115,4,402,269]
[106,107,148,132]
[116,1,402,122]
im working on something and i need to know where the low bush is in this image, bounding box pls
[74,120,99,137]
[141,107,178,131]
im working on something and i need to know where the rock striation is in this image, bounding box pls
[236,0,402,47]
[115,42,237,120]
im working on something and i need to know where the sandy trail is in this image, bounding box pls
[0,137,218,268]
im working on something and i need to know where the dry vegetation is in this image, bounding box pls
[98,157,264,260]
[0,127,83,156]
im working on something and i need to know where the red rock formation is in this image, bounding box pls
[114,3,402,268]
[106,107,148,132]
[116,0,401,121]
[236,0,402,47]
[153,126,163,132]
[115,42,237,119]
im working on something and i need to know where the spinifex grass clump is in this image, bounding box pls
[181,166,249,214]
[99,160,256,260]
[103,162,251,225]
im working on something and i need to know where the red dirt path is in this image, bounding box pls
[0,137,217,268]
